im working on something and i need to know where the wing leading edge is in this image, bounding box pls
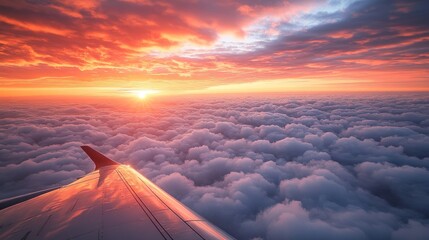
[0,146,234,240]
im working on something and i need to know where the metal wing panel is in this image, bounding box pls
[0,166,166,240]
[0,146,234,240]
[115,166,204,240]
[126,167,203,222]
[117,166,234,240]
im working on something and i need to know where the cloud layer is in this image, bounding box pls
[1,93,429,239]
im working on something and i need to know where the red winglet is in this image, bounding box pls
[81,146,119,170]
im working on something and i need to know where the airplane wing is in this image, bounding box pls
[0,146,234,240]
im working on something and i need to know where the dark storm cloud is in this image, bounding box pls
[1,93,429,239]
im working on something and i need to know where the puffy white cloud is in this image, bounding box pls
[241,201,366,240]
[0,93,428,239]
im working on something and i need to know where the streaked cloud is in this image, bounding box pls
[0,0,428,93]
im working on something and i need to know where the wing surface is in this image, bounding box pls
[0,146,234,240]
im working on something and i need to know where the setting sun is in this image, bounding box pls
[137,91,147,99]
[131,90,160,99]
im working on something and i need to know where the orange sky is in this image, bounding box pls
[0,0,428,97]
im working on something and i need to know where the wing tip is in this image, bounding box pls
[81,145,119,170]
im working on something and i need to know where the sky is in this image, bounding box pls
[0,0,429,97]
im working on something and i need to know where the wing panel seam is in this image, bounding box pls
[124,168,207,240]
[115,169,171,240]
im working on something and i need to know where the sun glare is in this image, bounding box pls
[138,91,147,99]
[131,89,159,99]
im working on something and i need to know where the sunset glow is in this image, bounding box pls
[132,89,160,99]
[0,0,428,96]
